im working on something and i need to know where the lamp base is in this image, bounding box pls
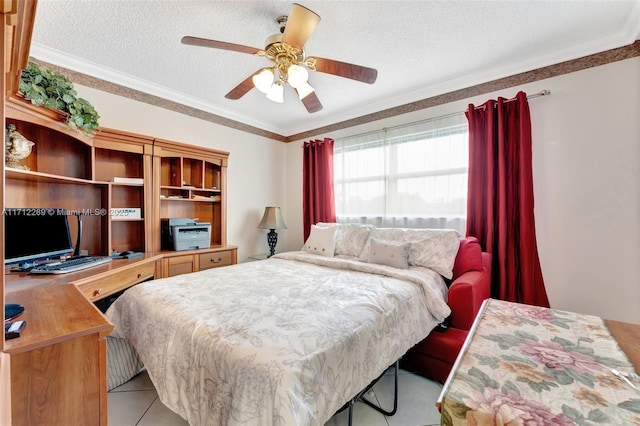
[267,229,278,257]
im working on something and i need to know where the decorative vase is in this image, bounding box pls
[5,124,35,170]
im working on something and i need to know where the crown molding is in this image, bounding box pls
[30,40,640,143]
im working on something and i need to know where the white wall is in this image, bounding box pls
[286,57,640,323]
[75,86,290,262]
[76,57,640,322]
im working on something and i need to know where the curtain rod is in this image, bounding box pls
[472,89,551,111]
[335,90,551,142]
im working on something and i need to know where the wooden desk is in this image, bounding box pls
[4,254,161,426]
[438,299,640,425]
[5,285,113,426]
[5,254,161,297]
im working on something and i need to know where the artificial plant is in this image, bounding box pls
[19,60,100,136]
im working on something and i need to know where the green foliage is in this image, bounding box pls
[19,61,100,136]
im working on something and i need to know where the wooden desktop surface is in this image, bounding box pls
[4,284,113,355]
[4,253,161,294]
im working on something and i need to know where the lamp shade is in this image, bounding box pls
[257,207,287,230]
[252,68,274,94]
[266,81,284,103]
[287,64,309,88]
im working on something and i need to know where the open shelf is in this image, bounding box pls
[6,102,154,256]
[6,117,92,180]
[95,147,144,183]
[153,140,229,250]
[5,167,96,185]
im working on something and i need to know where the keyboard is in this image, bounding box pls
[30,256,113,274]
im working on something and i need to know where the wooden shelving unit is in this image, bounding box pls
[4,103,154,256]
[93,128,154,254]
[153,138,229,250]
[153,139,236,277]
[0,6,236,421]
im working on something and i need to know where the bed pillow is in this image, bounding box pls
[452,236,484,279]
[317,222,373,257]
[359,227,462,262]
[302,224,337,257]
[364,237,410,269]
[409,232,461,279]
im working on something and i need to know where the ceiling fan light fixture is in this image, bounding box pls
[287,64,308,88]
[266,81,284,103]
[252,68,274,94]
[296,80,315,100]
[182,3,376,113]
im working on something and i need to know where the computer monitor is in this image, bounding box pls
[4,208,74,270]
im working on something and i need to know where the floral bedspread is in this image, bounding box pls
[440,299,640,425]
[107,252,449,426]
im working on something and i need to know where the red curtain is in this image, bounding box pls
[465,91,549,307]
[303,138,336,240]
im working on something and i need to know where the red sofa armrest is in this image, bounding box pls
[448,252,491,330]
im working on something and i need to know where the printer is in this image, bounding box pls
[161,218,211,251]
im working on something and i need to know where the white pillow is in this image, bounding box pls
[364,237,410,269]
[317,222,373,257]
[302,225,337,257]
[359,228,461,262]
[409,232,461,279]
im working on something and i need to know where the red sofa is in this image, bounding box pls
[401,237,491,383]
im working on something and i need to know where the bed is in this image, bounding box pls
[106,225,460,425]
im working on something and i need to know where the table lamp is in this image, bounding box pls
[257,206,287,257]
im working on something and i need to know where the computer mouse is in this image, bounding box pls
[120,250,134,256]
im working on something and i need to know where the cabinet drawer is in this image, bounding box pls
[165,254,197,277]
[77,262,155,301]
[199,250,233,270]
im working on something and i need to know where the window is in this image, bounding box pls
[334,114,468,233]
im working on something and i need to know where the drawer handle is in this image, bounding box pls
[211,257,223,264]
[94,288,104,296]
[137,273,142,279]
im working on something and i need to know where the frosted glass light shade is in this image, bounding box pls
[252,69,274,94]
[287,64,308,88]
[266,81,284,103]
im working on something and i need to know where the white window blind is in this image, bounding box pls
[334,113,468,234]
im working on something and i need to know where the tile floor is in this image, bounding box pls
[108,367,443,426]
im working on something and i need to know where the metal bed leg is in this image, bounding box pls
[348,399,355,426]
[360,360,399,416]
[347,359,399,425]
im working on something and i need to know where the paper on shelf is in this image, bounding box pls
[111,208,142,220]
[110,177,144,184]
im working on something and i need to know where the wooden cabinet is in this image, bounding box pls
[4,285,113,426]
[153,139,229,251]
[93,129,154,254]
[198,249,235,271]
[153,139,238,278]
[2,1,39,418]
[161,247,237,278]
[4,101,154,256]
[162,253,197,277]
[73,256,158,302]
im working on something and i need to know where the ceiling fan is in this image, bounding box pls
[181,3,378,113]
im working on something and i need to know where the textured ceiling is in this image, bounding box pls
[29,0,640,137]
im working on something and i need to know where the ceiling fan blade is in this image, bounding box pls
[181,36,261,55]
[225,72,258,100]
[282,3,321,50]
[299,90,323,113]
[309,57,378,84]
